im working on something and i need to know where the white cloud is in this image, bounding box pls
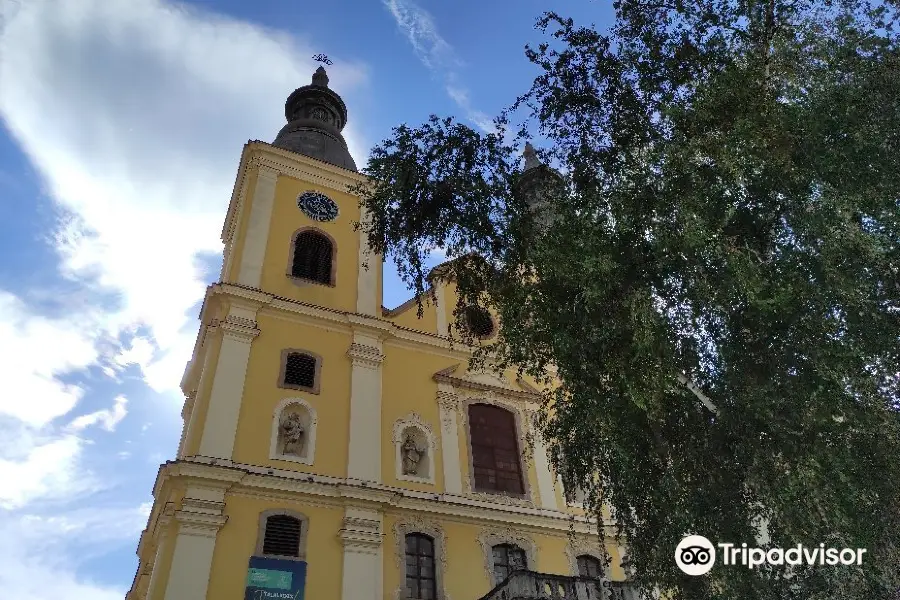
[382,0,494,132]
[69,395,128,432]
[0,429,90,510]
[0,0,370,396]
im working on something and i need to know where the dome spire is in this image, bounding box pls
[271,66,357,171]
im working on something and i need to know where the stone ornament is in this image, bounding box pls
[279,412,305,456]
[401,434,425,476]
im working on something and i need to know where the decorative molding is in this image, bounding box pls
[339,513,383,554]
[174,498,227,538]
[565,537,610,578]
[269,398,318,465]
[347,343,384,369]
[393,517,450,600]
[434,364,540,402]
[436,391,459,431]
[392,413,438,485]
[215,314,260,342]
[477,527,539,586]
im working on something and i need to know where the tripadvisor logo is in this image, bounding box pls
[675,535,867,576]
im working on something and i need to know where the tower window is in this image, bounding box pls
[468,404,524,495]
[491,543,527,583]
[279,350,321,393]
[290,229,334,285]
[405,533,437,600]
[262,514,302,558]
[462,306,495,338]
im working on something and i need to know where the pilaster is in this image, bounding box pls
[434,283,448,337]
[339,507,384,600]
[356,206,379,316]
[529,412,560,510]
[237,162,279,288]
[436,387,463,494]
[197,306,260,459]
[162,488,229,600]
[346,333,385,481]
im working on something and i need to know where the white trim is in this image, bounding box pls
[356,205,379,316]
[237,163,278,288]
[392,413,437,485]
[434,283,448,337]
[437,389,463,494]
[346,333,385,481]
[340,507,384,600]
[477,528,538,587]
[269,398,319,465]
[393,517,450,600]
[531,424,559,510]
[197,307,259,459]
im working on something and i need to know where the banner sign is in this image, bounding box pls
[244,556,307,600]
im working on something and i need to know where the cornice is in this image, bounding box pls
[347,343,385,369]
[152,458,615,536]
[433,365,541,402]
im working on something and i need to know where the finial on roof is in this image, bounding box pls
[312,66,329,87]
[523,142,543,171]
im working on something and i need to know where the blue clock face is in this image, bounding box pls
[297,191,338,222]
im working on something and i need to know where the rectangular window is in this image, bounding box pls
[469,404,524,494]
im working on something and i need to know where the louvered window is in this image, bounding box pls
[404,533,437,600]
[463,306,494,338]
[283,352,316,389]
[577,555,603,579]
[262,515,302,557]
[469,404,524,494]
[291,230,333,285]
[492,544,526,583]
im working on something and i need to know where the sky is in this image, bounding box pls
[0,0,612,596]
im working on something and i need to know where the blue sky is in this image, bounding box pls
[0,0,612,596]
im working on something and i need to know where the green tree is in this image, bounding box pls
[352,1,900,598]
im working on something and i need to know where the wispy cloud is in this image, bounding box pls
[382,0,495,132]
[69,395,128,432]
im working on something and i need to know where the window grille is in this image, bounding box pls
[284,352,316,389]
[262,515,302,557]
[292,230,333,284]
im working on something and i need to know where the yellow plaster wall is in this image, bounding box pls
[385,293,439,335]
[380,344,455,491]
[259,175,360,311]
[205,495,344,600]
[231,312,352,477]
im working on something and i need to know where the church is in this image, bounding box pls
[125,65,636,600]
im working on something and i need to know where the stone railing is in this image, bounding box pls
[477,570,641,600]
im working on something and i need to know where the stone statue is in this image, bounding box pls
[401,434,424,475]
[280,412,305,456]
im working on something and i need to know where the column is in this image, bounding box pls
[339,507,383,600]
[198,306,259,459]
[436,387,463,494]
[356,206,379,316]
[162,488,228,600]
[434,283,448,336]
[346,333,384,481]
[237,162,279,288]
[531,422,560,509]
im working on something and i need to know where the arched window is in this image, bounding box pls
[261,514,303,558]
[405,533,437,600]
[290,229,334,285]
[576,554,603,579]
[491,543,527,583]
[468,404,524,495]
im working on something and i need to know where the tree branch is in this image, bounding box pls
[677,373,720,414]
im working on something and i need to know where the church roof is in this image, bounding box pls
[272,66,357,172]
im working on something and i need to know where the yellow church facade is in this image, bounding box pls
[126,67,634,600]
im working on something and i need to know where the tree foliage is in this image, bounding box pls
[352,1,900,598]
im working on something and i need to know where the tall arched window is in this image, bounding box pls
[405,533,437,600]
[468,404,524,494]
[491,543,527,583]
[290,229,334,285]
[261,514,303,558]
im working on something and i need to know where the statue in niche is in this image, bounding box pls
[279,412,305,456]
[401,433,424,475]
